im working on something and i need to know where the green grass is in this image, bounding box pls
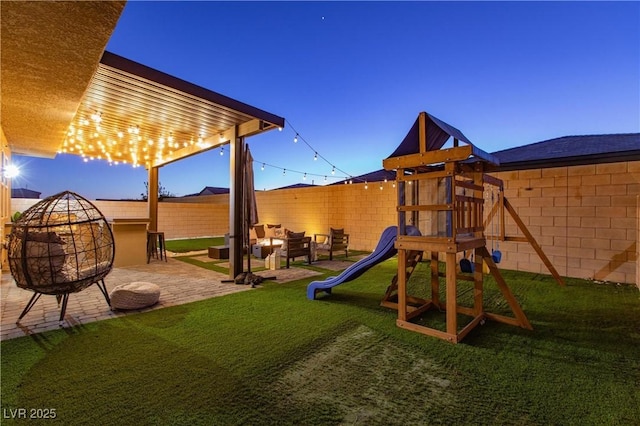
[2,259,639,425]
[164,237,225,253]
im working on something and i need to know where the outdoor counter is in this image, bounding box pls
[110,218,150,267]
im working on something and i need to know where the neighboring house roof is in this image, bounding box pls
[492,133,640,171]
[273,183,316,190]
[11,188,41,198]
[331,169,397,185]
[198,186,230,196]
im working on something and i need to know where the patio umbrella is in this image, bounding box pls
[244,144,259,273]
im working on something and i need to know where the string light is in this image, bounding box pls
[284,120,362,184]
[254,160,349,184]
[303,173,307,180]
[220,146,224,156]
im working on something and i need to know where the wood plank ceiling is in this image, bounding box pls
[65,52,284,169]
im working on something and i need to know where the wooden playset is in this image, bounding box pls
[381,112,563,343]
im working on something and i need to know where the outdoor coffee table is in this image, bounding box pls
[251,242,282,259]
[208,245,229,259]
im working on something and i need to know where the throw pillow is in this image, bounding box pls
[266,224,281,239]
[287,230,305,239]
[253,224,265,239]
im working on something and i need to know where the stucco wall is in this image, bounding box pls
[9,160,639,284]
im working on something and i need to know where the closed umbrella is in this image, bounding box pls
[244,144,259,273]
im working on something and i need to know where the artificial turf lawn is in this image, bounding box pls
[164,237,226,253]
[1,259,639,425]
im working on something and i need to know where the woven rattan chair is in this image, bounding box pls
[7,191,115,322]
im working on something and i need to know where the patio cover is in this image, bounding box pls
[1,1,285,279]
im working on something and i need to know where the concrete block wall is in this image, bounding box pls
[251,182,397,250]
[489,161,639,284]
[9,198,227,240]
[8,159,639,283]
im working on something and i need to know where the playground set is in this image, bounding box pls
[308,111,563,344]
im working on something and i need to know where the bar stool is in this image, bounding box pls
[147,230,167,263]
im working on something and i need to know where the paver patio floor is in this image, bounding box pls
[0,256,323,341]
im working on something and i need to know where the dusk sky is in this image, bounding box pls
[12,1,640,200]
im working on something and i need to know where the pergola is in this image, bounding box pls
[1,1,284,278]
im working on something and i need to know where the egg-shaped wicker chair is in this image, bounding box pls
[8,191,115,322]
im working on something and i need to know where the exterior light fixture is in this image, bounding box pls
[2,163,20,179]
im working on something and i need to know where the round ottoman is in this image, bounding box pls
[110,282,160,310]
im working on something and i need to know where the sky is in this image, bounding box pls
[12,1,640,200]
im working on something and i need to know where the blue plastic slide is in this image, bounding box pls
[307,225,420,300]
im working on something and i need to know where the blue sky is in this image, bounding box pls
[13,1,640,199]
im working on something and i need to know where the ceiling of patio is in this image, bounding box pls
[1,1,284,169]
[67,52,285,169]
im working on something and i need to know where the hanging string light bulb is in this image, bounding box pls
[220,146,224,156]
[313,152,318,161]
[261,163,265,171]
[294,134,298,143]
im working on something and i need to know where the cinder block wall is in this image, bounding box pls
[9,160,639,283]
[253,182,397,250]
[489,161,639,284]
[10,197,228,240]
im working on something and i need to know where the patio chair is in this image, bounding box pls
[284,231,312,268]
[314,228,349,260]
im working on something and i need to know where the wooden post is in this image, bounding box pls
[479,246,532,330]
[503,196,565,286]
[397,249,407,322]
[147,166,159,232]
[398,171,406,235]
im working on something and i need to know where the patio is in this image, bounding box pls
[0,254,323,341]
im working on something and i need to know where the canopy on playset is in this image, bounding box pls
[386,112,499,166]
